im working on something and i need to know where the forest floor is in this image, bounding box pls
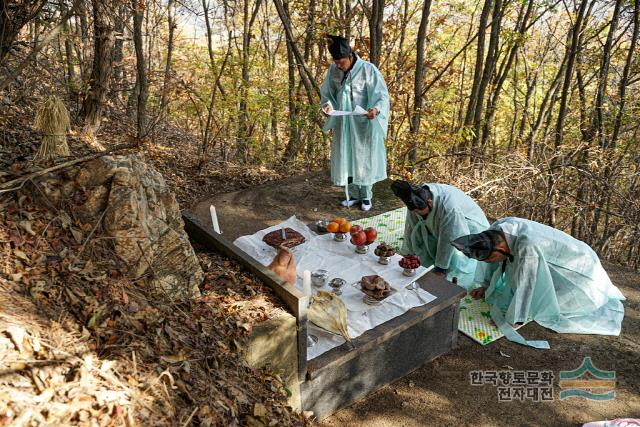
[2,96,638,425]
[0,105,307,426]
[192,171,640,427]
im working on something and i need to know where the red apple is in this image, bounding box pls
[364,227,377,244]
[350,224,363,236]
[351,230,367,246]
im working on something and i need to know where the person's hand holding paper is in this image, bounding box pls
[323,104,369,116]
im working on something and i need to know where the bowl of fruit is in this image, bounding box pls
[374,243,396,264]
[326,218,351,242]
[399,255,421,276]
[348,225,377,253]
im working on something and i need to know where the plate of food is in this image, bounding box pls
[262,227,306,249]
[352,274,397,306]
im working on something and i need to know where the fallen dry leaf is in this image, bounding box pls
[253,402,268,417]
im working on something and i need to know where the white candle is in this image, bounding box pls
[209,205,221,234]
[303,270,312,296]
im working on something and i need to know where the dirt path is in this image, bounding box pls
[191,171,404,241]
[317,265,640,427]
[190,171,640,427]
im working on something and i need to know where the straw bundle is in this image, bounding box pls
[34,96,71,160]
[308,291,351,343]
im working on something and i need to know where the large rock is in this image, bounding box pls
[39,154,202,301]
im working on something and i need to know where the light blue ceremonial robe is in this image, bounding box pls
[476,217,625,335]
[401,183,490,289]
[320,54,389,187]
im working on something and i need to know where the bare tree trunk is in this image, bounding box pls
[553,0,589,149]
[396,0,409,73]
[199,32,232,169]
[516,71,536,145]
[592,0,624,148]
[131,0,147,141]
[454,5,479,132]
[463,0,493,129]
[61,0,79,99]
[272,0,321,101]
[407,0,433,167]
[281,0,300,163]
[303,0,316,62]
[236,0,263,162]
[590,0,633,248]
[572,44,590,240]
[507,55,518,151]
[525,55,565,158]
[73,10,88,84]
[480,0,534,152]
[344,0,351,40]
[0,0,48,63]
[368,0,384,66]
[545,0,589,225]
[160,0,176,117]
[111,3,126,101]
[470,0,503,162]
[610,0,639,148]
[80,0,116,137]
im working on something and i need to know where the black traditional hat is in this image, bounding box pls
[326,34,352,60]
[390,180,431,211]
[451,230,509,261]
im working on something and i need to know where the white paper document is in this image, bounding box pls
[322,101,368,116]
[328,105,368,116]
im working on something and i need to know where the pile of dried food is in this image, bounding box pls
[399,255,421,269]
[262,228,306,249]
[360,275,392,300]
[374,243,396,257]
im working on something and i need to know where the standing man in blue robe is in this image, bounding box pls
[391,180,489,290]
[320,35,390,211]
[452,217,625,338]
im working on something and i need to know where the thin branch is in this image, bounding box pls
[0,144,137,194]
[0,0,84,92]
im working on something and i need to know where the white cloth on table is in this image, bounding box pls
[233,215,438,359]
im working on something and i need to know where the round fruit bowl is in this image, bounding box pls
[354,244,368,254]
[363,294,383,306]
[349,224,369,252]
[374,243,396,265]
[378,255,390,265]
[333,232,348,242]
[399,255,421,274]
[350,234,369,253]
[402,267,416,277]
[327,218,352,241]
[314,219,329,233]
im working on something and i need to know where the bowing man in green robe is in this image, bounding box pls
[391,180,489,289]
[452,218,625,337]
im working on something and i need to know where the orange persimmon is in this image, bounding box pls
[326,222,340,233]
[338,221,352,233]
